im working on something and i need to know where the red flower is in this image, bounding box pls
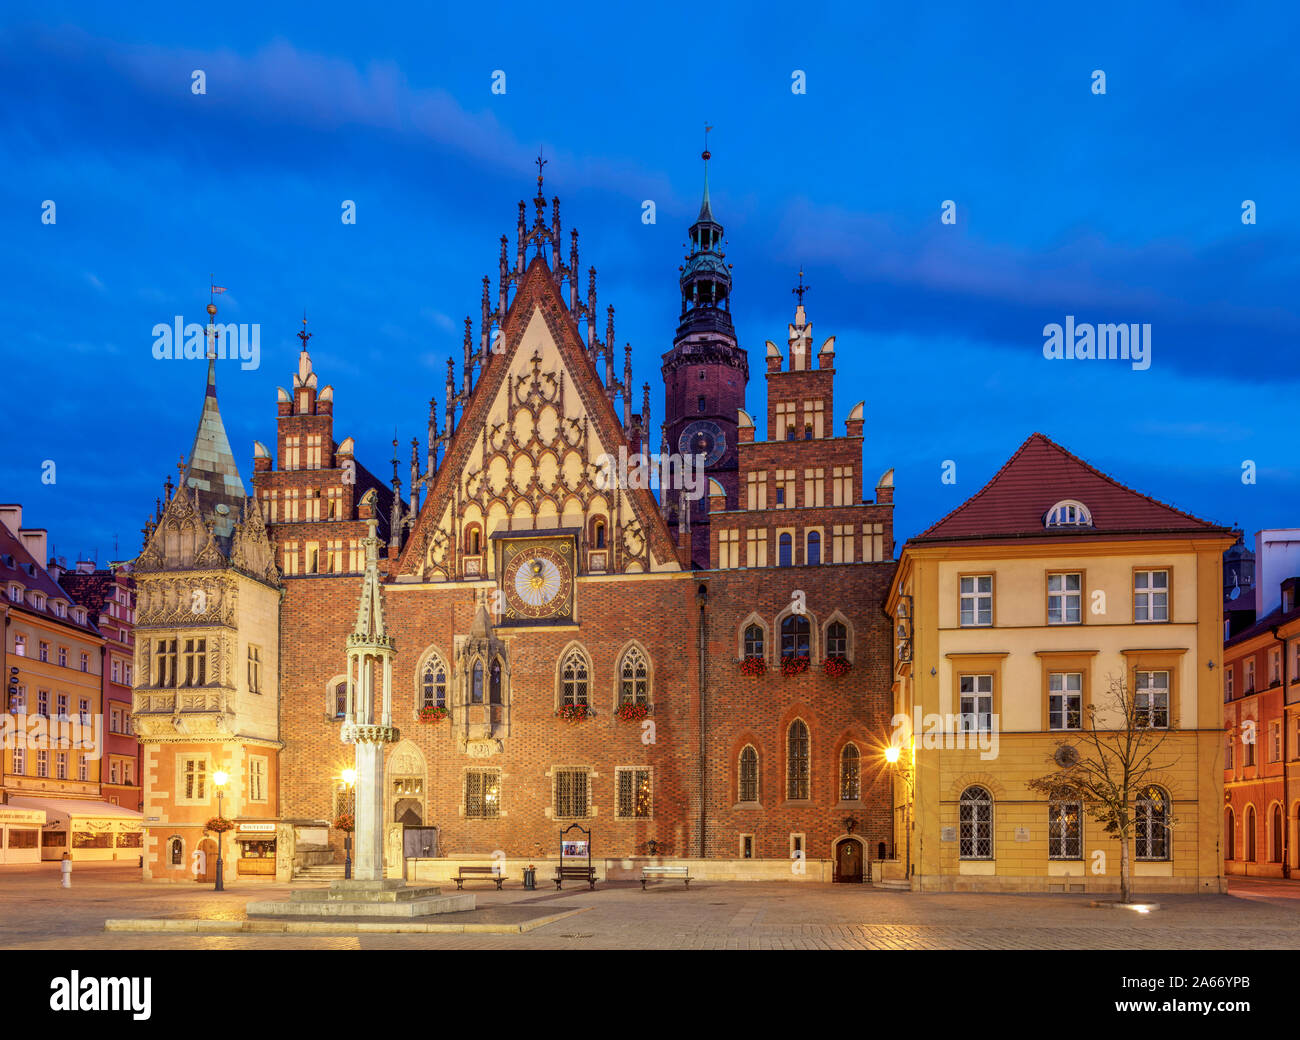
[205,816,235,833]
[739,656,768,677]
[334,813,355,832]
[557,704,590,723]
[823,656,852,678]
[616,703,650,721]
[780,654,810,676]
[418,705,449,723]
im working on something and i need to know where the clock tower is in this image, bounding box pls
[661,139,748,567]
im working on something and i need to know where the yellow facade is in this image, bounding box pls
[887,538,1231,893]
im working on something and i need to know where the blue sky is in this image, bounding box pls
[1,1,1296,565]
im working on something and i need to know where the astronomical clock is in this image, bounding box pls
[677,419,727,467]
[496,534,575,624]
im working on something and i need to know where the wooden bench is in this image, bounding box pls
[640,865,692,890]
[554,865,597,890]
[453,865,504,890]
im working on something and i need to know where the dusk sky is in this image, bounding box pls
[2,2,1296,564]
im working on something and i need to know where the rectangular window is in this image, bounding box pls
[775,470,795,509]
[285,435,300,471]
[39,642,49,663]
[959,675,993,732]
[959,575,993,627]
[110,760,120,784]
[775,401,797,440]
[1226,731,1234,772]
[249,758,267,802]
[78,755,87,782]
[616,768,652,819]
[80,652,88,673]
[803,468,825,507]
[554,769,589,819]
[56,693,68,720]
[110,706,123,733]
[1047,572,1082,625]
[13,746,24,775]
[832,524,853,564]
[465,769,501,819]
[12,634,23,657]
[746,471,767,511]
[1048,802,1083,859]
[184,758,207,801]
[36,750,48,778]
[37,690,49,717]
[248,646,262,694]
[1269,648,1282,685]
[1244,659,1256,693]
[155,639,178,688]
[1270,720,1282,763]
[1048,672,1083,730]
[719,529,740,568]
[741,834,754,859]
[182,638,207,687]
[79,698,89,724]
[58,646,67,667]
[1135,671,1170,729]
[1134,569,1169,623]
[55,752,67,780]
[745,529,768,568]
[1226,666,1234,702]
[831,466,853,506]
[111,659,120,683]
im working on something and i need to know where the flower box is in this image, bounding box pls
[823,655,852,678]
[739,656,768,677]
[780,654,810,677]
[557,704,590,723]
[333,813,354,833]
[418,705,450,723]
[205,816,234,833]
[616,702,650,722]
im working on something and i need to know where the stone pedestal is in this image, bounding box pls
[354,739,385,880]
[247,878,475,919]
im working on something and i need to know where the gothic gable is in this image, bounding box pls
[398,259,678,580]
[135,484,226,573]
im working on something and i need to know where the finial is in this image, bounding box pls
[535,147,548,188]
[298,311,312,350]
[702,123,712,162]
[792,268,810,306]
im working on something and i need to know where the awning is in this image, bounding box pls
[7,796,144,830]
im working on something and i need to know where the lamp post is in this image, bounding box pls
[340,768,357,880]
[212,769,229,892]
[883,744,914,880]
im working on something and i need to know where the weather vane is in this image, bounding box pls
[793,268,810,305]
[298,311,311,349]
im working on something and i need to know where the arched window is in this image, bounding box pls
[421,657,447,710]
[840,743,860,801]
[489,659,502,705]
[471,661,484,704]
[781,615,810,658]
[826,621,847,658]
[1045,499,1093,527]
[169,837,184,866]
[593,519,606,549]
[466,527,481,555]
[959,786,993,859]
[1272,804,1284,863]
[778,533,793,567]
[333,682,347,720]
[1225,807,1235,861]
[807,531,821,566]
[1135,786,1170,861]
[743,624,764,658]
[1245,805,1257,861]
[739,746,759,803]
[618,646,650,706]
[787,720,810,800]
[560,648,589,707]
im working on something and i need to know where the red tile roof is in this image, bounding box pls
[909,433,1230,545]
[0,523,100,635]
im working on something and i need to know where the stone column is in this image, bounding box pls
[353,737,386,881]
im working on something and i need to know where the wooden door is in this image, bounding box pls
[835,838,863,883]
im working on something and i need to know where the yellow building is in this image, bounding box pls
[885,434,1233,894]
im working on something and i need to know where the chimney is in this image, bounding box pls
[19,529,47,566]
[75,559,96,574]
[0,505,21,536]
[47,557,63,582]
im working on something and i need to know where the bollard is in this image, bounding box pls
[60,852,71,889]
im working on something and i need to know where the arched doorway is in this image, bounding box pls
[834,837,864,883]
[394,799,423,827]
[195,838,217,883]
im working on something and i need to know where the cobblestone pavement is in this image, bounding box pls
[3,862,1300,950]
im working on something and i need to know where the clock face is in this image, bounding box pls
[501,543,573,620]
[678,419,726,467]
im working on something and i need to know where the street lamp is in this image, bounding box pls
[212,769,229,892]
[340,768,357,880]
[883,744,914,880]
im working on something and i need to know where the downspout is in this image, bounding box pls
[1272,625,1289,878]
[696,582,708,859]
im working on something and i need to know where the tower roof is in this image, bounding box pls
[182,311,247,546]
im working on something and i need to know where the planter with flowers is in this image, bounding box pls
[739,655,768,678]
[616,702,650,722]
[780,654,810,677]
[205,816,234,834]
[557,704,591,724]
[823,655,852,679]
[333,813,355,833]
[418,705,450,723]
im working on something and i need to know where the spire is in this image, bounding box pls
[181,293,247,547]
[698,123,714,223]
[349,494,393,649]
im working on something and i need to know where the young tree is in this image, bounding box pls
[1029,673,1178,904]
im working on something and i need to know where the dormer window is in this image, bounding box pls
[1045,500,1093,528]
[29,591,46,611]
[7,583,20,603]
[52,600,66,618]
